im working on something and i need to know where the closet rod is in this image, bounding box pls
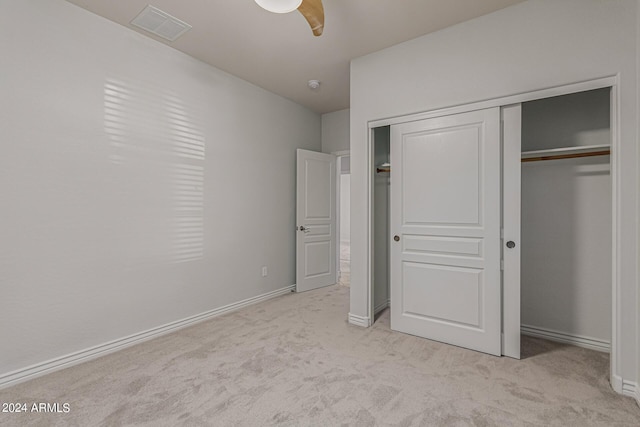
[375,149,611,170]
[521,149,610,163]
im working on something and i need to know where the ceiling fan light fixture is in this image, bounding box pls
[255,0,303,14]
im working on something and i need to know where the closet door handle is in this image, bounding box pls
[506,241,516,249]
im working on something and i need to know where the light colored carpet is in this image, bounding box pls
[1,284,639,426]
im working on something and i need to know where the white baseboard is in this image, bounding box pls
[621,379,637,398]
[611,374,637,398]
[605,373,638,399]
[348,313,370,327]
[611,373,624,394]
[521,324,610,353]
[0,285,295,390]
[374,300,390,315]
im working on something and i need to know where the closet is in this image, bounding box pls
[371,87,612,357]
[373,126,390,317]
[519,88,612,352]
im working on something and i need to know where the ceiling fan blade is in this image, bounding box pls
[297,0,324,36]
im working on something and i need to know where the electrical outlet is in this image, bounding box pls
[261,266,268,277]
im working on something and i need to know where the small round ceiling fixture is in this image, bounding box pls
[255,0,302,14]
[308,80,321,90]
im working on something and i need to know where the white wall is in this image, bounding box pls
[0,0,320,382]
[321,109,350,153]
[340,174,351,242]
[636,0,640,407]
[521,90,611,344]
[350,0,639,391]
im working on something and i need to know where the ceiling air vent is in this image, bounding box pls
[131,5,192,42]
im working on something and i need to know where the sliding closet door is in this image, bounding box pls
[390,108,502,356]
[502,104,522,359]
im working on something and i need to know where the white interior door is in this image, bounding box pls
[502,104,522,359]
[390,108,502,356]
[296,149,337,292]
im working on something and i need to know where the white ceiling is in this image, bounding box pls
[65,0,523,114]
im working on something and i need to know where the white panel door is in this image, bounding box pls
[390,108,502,356]
[296,149,337,292]
[502,104,522,359]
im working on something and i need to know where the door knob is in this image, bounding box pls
[394,235,400,242]
[506,241,516,249]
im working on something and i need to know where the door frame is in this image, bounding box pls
[364,76,621,392]
[333,150,351,285]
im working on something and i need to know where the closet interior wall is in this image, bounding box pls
[520,88,612,348]
[373,126,390,315]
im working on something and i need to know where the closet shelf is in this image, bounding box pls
[521,144,610,163]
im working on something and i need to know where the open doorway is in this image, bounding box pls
[506,87,612,358]
[338,155,351,287]
[372,126,390,318]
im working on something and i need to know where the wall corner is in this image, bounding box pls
[348,312,371,328]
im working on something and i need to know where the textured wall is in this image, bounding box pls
[351,0,638,388]
[321,109,350,153]
[0,0,320,378]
